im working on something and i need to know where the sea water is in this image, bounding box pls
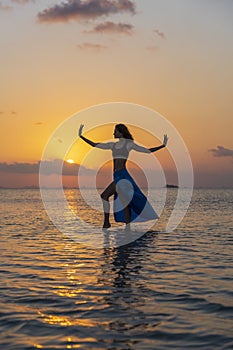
[0,189,232,349]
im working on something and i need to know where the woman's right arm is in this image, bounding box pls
[78,124,114,150]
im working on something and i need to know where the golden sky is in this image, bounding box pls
[0,0,233,187]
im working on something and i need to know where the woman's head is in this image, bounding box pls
[114,124,134,140]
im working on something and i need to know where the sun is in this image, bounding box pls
[66,159,74,164]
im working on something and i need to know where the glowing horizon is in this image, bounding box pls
[0,0,232,188]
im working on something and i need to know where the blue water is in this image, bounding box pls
[0,189,233,349]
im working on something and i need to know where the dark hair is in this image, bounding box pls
[115,124,134,140]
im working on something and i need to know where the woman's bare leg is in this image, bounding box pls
[100,182,116,228]
[124,206,131,232]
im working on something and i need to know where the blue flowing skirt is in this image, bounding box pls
[113,169,158,223]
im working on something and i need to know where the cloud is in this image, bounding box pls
[0,161,39,174]
[34,121,44,126]
[77,42,108,52]
[38,0,136,23]
[0,2,12,10]
[11,0,33,4]
[86,21,134,35]
[0,159,95,176]
[146,45,158,53]
[209,145,233,159]
[0,110,17,116]
[154,28,165,39]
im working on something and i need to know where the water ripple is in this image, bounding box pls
[0,189,233,349]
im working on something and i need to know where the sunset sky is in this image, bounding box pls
[0,0,233,188]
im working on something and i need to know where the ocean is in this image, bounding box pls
[0,188,232,349]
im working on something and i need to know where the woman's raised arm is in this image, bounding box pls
[78,124,114,150]
[130,134,168,153]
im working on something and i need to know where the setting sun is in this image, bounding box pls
[66,159,74,164]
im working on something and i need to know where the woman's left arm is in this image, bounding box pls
[130,134,168,153]
[149,134,168,152]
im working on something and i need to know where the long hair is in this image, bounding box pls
[115,124,134,140]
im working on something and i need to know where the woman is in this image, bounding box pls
[78,124,168,231]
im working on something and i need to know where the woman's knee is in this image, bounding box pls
[100,182,116,200]
[100,192,109,201]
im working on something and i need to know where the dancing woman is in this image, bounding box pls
[78,124,168,231]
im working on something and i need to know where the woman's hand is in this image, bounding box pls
[163,134,168,146]
[78,124,84,137]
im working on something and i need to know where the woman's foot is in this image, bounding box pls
[124,223,131,232]
[102,222,111,229]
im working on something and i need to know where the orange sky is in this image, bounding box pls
[0,0,232,187]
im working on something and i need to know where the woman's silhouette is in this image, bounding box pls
[78,124,168,231]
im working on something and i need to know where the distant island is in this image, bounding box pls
[166,184,179,188]
[0,186,39,189]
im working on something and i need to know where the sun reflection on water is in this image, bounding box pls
[35,337,84,349]
[38,310,108,328]
[53,285,84,298]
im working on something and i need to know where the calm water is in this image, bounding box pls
[0,189,233,349]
